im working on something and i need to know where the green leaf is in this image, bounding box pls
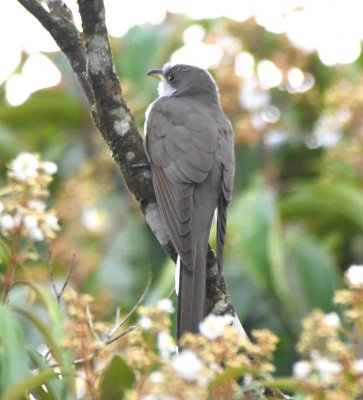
[228,181,277,291]
[268,218,292,308]
[281,181,363,230]
[100,356,135,400]
[249,377,299,394]
[2,370,58,400]
[0,305,30,396]
[14,307,63,368]
[0,238,10,273]
[29,350,64,400]
[209,367,248,392]
[13,280,66,343]
[12,281,75,400]
[284,231,340,314]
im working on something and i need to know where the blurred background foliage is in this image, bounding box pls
[1,1,363,377]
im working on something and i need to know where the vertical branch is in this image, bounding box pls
[77,0,176,256]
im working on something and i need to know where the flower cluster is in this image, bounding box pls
[123,305,278,399]
[0,153,60,243]
[293,264,363,398]
[61,288,104,358]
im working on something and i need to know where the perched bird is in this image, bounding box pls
[145,64,235,339]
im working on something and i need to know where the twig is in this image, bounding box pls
[86,303,101,342]
[48,274,152,368]
[104,272,152,341]
[49,251,75,303]
[104,325,137,345]
[47,324,138,369]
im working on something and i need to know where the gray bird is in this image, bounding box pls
[145,64,235,339]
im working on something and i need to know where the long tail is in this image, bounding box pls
[177,238,208,340]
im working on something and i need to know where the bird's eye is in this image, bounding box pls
[167,74,175,83]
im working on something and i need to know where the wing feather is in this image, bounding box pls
[146,97,219,270]
[216,120,235,270]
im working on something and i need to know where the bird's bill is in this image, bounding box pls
[147,69,165,81]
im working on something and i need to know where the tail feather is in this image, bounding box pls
[217,196,228,270]
[177,240,207,340]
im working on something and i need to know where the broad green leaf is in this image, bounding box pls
[228,181,276,291]
[281,182,363,230]
[14,308,63,371]
[12,281,74,399]
[14,307,75,400]
[268,218,292,309]
[29,351,64,400]
[100,356,134,400]
[12,280,66,342]
[2,370,58,400]
[0,305,29,396]
[284,231,340,314]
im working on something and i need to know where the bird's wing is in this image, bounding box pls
[146,97,218,269]
[217,118,235,270]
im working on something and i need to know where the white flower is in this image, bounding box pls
[293,360,311,379]
[157,298,175,314]
[353,359,363,374]
[82,207,109,234]
[11,153,40,182]
[199,314,233,340]
[45,215,59,230]
[0,202,4,214]
[28,226,45,241]
[323,312,341,329]
[139,316,152,331]
[157,331,175,358]
[172,350,203,381]
[315,358,342,377]
[0,214,15,232]
[149,371,164,384]
[23,215,44,241]
[24,215,38,229]
[347,265,363,286]
[28,200,46,211]
[43,161,58,175]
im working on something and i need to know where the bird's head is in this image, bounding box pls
[147,64,219,102]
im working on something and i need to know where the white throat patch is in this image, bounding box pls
[158,81,175,97]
